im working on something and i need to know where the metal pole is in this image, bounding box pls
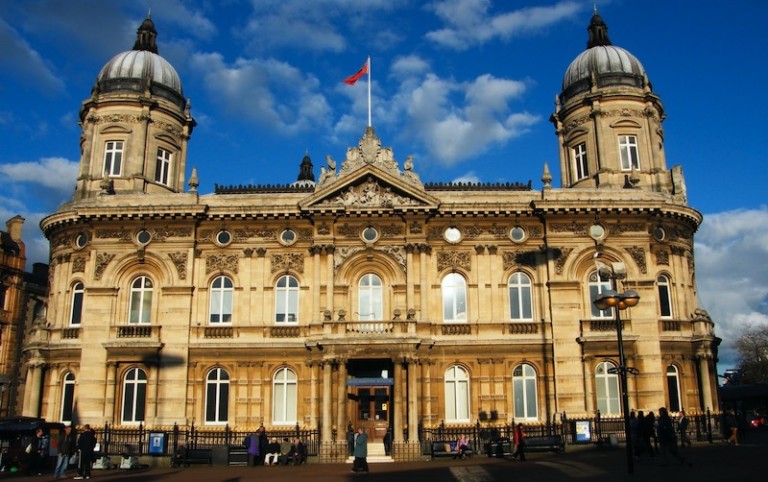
[615,305,634,474]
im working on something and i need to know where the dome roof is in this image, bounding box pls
[560,12,647,102]
[93,16,184,106]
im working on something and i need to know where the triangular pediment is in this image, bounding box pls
[299,127,439,212]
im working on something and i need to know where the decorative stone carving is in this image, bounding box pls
[437,251,471,272]
[655,249,670,266]
[317,223,331,235]
[502,251,537,270]
[670,245,687,256]
[271,253,304,274]
[409,221,422,234]
[94,253,115,280]
[625,246,647,273]
[379,246,406,273]
[206,254,239,274]
[337,224,360,238]
[92,113,142,125]
[151,119,182,137]
[561,114,590,135]
[320,177,422,208]
[550,222,588,235]
[169,252,188,279]
[608,222,645,234]
[554,247,573,275]
[96,229,132,242]
[72,256,86,273]
[334,247,364,273]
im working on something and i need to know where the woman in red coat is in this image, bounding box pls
[512,423,526,461]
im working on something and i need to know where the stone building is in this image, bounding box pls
[1,216,48,417]
[24,12,719,460]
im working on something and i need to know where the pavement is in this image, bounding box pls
[6,431,766,482]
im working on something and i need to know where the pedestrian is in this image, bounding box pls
[347,422,355,456]
[643,411,656,457]
[258,425,268,465]
[657,407,686,466]
[291,437,307,465]
[383,428,392,456]
[725,410,739,446]
[26,427,48,476]
[74,424,97,480]
[678,410,691,447]
[53,425,76,479]
[352,427,369,473]
[512,423,526,461]
[244,429,260,466]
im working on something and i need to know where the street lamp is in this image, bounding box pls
[593,263,639,475]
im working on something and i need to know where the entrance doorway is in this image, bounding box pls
[346,359,393,443]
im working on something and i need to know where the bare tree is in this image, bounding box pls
[736,325,768,383]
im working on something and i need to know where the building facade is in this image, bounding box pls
[24,13,719,460]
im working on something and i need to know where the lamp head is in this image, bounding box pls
[593,289,620,311]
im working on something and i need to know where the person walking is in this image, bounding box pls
[725,410,739,445]
[352,427,369,473]
[657,407,686,466]
[53,425,76,479]
[26,428,48,476]
[244,430,260,466]
[678,410,691,448]
[512,423,526,461]
[74,424,96,480]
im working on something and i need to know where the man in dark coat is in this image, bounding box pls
[74,424,97,479]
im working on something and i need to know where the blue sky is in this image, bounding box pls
[1,0,766,373]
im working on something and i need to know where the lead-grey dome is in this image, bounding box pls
[560,12,647,103]
[94,16,185,108]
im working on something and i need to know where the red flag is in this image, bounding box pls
[343,60,368,85]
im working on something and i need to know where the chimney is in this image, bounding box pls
[6,215,25,242]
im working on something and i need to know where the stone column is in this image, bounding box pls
[698,356,714,410]
[406,244,415,316]
[147,365,159,421]
[309,360,318,428]
[336,360,347,436]
[325,246,334,314]
[407,359,419,443]
[422,360,433,426]
[22,361,44,418]
[419,246,429,320]
[393,362,403,443]
[321,361,333,442]
[312,246,321,321]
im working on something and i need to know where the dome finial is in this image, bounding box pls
[587,9,611,49]
[133,15,159,54]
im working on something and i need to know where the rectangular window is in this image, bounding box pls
[103,141,124,177]
[155,148,172,185]
[573,142,589,180]
[618,135,640,170]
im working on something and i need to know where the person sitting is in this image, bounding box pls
[264,438,281,466]
[454,434,470,460]
[291,438,307,465]
[278,438,293,465]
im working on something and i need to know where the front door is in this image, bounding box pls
[354,386,390,442]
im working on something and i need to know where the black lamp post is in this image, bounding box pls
[593,265,639,475]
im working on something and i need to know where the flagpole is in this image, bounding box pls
[367,56,372,127]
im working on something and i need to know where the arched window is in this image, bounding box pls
[657,275,672,318]
[70,282,84,326]
[209,276,233,323]
[272,367,298,425]
[513,363,538,420]
[667,365,682,412]
[129,276,153,324]
[595,361,620,415]
[358,274,383,321]
[442,273,467,322]
[122,368,147,424]
[205,368,230,424]
[444,365,470,422]
[509,272,533,321]
[60,372,76,423]
[275,275,299,323]
[589,271,613,319]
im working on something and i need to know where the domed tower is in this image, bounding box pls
[550,10,686,199]
[73,15,196,200]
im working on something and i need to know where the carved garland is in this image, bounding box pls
[271,253,305,274]
[437,251,471,272]
[624,246,647,274]
[206,254,239,274]
[94,253,115,280]
[168,252,188,279]
[72,256,86,274]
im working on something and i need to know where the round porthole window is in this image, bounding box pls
[74,233,89,249]
[216,230,232,246]
[280,228,297,246]
[509,226,526,243]
[362,226,379,243]
[136,229,152,245]
[589,224,606,241]
[444,227,462,244]
[652,226,666,242]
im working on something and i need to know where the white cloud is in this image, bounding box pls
[0,18,65,93]
[695,206,768,370]
[0,157,78,194]
[189,53,332,135]
[452,171,480,183]
[426,0,582,50]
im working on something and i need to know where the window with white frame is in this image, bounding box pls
[358,274,383,321]
[275,275,299,323]
[155,147,172,186]
[122,368,147,424]
[589,271,614,319]
[595,361,620,415]
[205,368,230,424]
[129,276,153,324]
[60,372,76,423]
[667,365,682,412]
[445,365,470,422]
[513,363,538,420]
[103,141,124,177]
[618,135,640,170]
[657,275,672,318]
[209,276,233,323]
[272,367,297,425]
[509,272,533,321]
[70,282,84,326]
[573,142,589,180]
[442,273,467,322]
